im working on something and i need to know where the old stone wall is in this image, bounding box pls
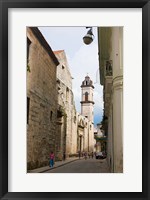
[27,28,58,170]
[55,50,76,159]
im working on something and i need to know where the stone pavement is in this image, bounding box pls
[46,158,110,173]
[28,157,80,173]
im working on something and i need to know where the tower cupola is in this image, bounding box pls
[80,75,94,122]
[81,75,94,89]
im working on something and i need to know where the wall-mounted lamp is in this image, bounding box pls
[83,27,94,45]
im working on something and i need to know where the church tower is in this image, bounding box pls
[80,75,94,123]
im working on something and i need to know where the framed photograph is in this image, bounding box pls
[0,0,149,199]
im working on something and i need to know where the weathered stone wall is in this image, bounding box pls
[54,50,72,90]
[27,28,58,170]
[55,50,76,159]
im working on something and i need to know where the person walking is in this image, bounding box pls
[49,151,55,168]
[91,151,94,159]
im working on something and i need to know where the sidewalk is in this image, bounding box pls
[28,157,80,173]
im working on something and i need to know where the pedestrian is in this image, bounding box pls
[49,151,55,168]
[84,152,87,160]
[88,152,91,159]
[91,151,94,159]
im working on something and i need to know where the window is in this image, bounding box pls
[27,97,30,124]
[85,92,88,101]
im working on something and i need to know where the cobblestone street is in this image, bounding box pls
[45,158,110,173]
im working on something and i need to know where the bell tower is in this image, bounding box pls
[80,75,94,123]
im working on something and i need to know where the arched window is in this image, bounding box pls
[80,119,84,127]
[85,92,88,101]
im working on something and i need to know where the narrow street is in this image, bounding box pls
[26,27,123,174]
[45,158,110,173]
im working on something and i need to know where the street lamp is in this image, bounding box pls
[83,27,94,45]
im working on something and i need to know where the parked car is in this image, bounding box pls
[96,151,106,159]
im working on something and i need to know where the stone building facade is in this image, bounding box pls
[54,50,77,160]
[98,27,123,173]
[27,27,59,170]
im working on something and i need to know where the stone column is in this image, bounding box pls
[107,105,113,172]
[111,27,123,173]
[112,76,123,172]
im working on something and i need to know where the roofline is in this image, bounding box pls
[29,27,59,66]
[53,50,64,54]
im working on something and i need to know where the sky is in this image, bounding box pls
[38,27,103,126]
